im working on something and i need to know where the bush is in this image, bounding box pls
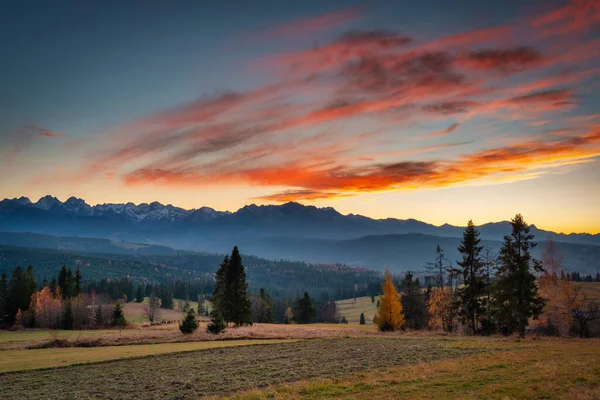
[179,309,199,334]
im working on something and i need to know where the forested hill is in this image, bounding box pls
[0,244,380,300]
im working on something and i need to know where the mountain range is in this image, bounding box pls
[0,195,598,273]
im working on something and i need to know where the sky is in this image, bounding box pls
[0,0,599,234]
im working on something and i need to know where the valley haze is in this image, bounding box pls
[1,195,599,274]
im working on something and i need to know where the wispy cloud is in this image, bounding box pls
[59,0,600,203]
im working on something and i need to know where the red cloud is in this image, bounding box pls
[70,0,600,204]
[459,47,543,73]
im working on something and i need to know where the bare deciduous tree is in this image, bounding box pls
[145,291,159,322]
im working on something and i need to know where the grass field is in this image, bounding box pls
[576,281,600,302]
[336,296,377,324]
[233,338,600,400]
[0,325,599,399]
[0,337,485,399]
[123,298,212,323]
[1,333,598,399]
[0,339,295,373]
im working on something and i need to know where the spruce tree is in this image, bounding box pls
[360,312,366,325]
[7,266,31,326]
[179,309,200,334]
[111,301,127,327]
[493,214,545,337]
[0,273,7,329]
[223,247,253,326]
[400,272,427,330]
[49,276,57,297]
[258,288,274,323]
[74,267,82,296]
[136,284,144,303]
[206,309,226,334]
[457,220,486,334]
[212,255,229,321]
[292,292,316,324]
[63,300,74,330]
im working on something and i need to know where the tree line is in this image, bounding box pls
[373,214,599,337]
[0,266,126,329]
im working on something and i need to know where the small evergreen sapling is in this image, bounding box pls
[179,309,199,334]
[111,301,127,327]
[207,310,226,334]
[360,312,366,325]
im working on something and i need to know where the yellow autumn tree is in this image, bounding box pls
[428,287,454,331]
[374,269,405,331]
[30,287,62,329]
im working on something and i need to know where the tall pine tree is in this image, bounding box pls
[457,220,485,334]
[212,255,230,321]
[212,248,252,326]
[292,292,316,324]
[493,214,545,337]
[225,247,252,326]
[400,272,427,330]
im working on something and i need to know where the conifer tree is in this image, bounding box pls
[374,269,405,331]
[360,312,366,325]
[62,300,74,330]
[212,255,229,320]
[225,247,253,326]
[0,273,7,328]
[7,266,31,325]
[74,267,82,296]
[293,292,316,324]
[493,214,545,337]
[206,309,226,334]
[49,276,57,297]
[111,301,127,327]
[257,288,274,323]
[179,308,199,334]
[401,272,427,330]
[135,284,144,303]
[457,220,486,334]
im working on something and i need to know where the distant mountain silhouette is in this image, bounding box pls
[0,195,598,273]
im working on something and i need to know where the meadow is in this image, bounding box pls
[0,324,599,399]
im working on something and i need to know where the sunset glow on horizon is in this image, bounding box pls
[1,0,599,234]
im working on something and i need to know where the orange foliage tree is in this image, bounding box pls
[30,287,62,329]
[428,287,454,331]
[374,269,405,331]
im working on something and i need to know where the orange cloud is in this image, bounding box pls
[68,0,600,204]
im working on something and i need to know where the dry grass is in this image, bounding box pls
[231,337,600,400]
[575,282,600,302]
[0,322,385,350]
[123,300,212,323]
[0,339,296,373]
